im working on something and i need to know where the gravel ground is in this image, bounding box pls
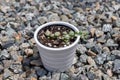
[0,0,120,80]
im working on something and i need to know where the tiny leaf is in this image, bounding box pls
[69,30,75,36]
[45,30,51,36]
[64,34,70,40]
[54,32,60,37]
[63,31,67,35]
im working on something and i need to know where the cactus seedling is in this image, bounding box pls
[54,32,60,37]
[63,34,70,40]
[69,30,75,36]
[50,34,55,38]
[63,31,67,35]
[45,30,51,36]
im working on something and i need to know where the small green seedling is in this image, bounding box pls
[50,34,55,38]
[63,31,67,35]
[45,30,51,36]
[54,32,60,37]
[63,34,70,40]
[69,30,75,36]
[44,29,88,43]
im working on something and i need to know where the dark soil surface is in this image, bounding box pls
[37,25,76,48]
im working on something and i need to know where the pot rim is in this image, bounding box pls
[34,21,80,51]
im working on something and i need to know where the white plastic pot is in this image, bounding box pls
[34,21,80,72]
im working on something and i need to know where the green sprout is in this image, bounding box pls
[63,31,67,35]
[54,32,60,37]
[45,30,51,36]
[63,34,70,40]
[50,34,55,38]
[78,31,89,39]
[45,29,89,44]
[69,30,75,36]
[64,39,69,43]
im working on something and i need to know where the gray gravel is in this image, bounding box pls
[0,0,120,80]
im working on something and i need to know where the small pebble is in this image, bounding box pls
[36,68,47,77]
[90,28,96,37]
[30,77,37,80]
[87,49,96,56]
[102,24,112,32]
[48,13,60,21]
[2,40,14,49]
[86,72,96,80]
[0,65,3,74]
[60,73,69,80]
[76,44,87,54]
[20,43,30,49]
[52,72,60,80]
[38,16,47,24]
[30,59,42,66]
[87,57,97,68]
[60,15,69,22]
[24,48,34,56]
[94,53,107,65]
[9,62,23,74]
[79,54,88,63]
[0,49,10,60]
[25,13,34,21]
[3,69,13,79]
[113,59,120,73]
[95,29,104,37]
[111,16,117,20]
[68,66,76,75]
[107,69,113,77]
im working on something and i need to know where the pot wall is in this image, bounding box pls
[37,43,77,72]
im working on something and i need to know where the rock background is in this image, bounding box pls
[0,0,120,80]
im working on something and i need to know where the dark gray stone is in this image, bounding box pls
[3,69,13,79]
[0,65,3,74]
[86,72,96,80]
[113,59,120,73]
[106,54,116,61]
[46,72,52,79]
[75,62,84,68]
[22,57,30,66]
[76,44,87,54]
[0,49,10,60]
[2,40,14,49]
[9,62,23,74]
[36,68,47,77]
[102,24,112,32]
[30,59,42,66]
[79,54,88,63]
[91,44,102,54]
[94,53,107,65]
